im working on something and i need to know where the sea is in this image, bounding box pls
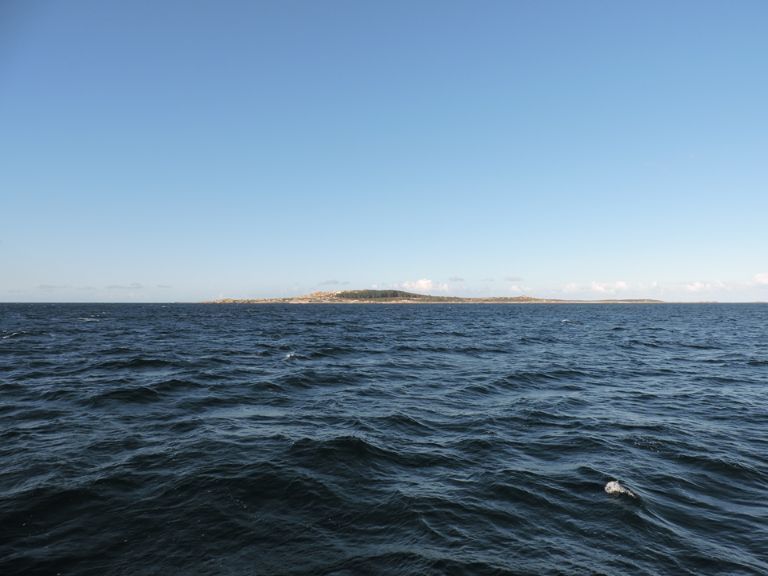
[1,303,766,575]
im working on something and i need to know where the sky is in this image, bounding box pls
[1,0,767,302]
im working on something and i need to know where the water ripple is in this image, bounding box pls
[1,303,767,575]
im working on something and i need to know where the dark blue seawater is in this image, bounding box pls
[1,303,767,575]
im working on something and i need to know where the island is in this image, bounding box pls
[206,289,664,304]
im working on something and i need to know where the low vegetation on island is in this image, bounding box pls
[208,289,664,304]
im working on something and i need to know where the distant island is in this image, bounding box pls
[207,289,664,304]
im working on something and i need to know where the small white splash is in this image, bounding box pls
[284,352,297,360]
[561,319,570,324]
[605,480,637,498]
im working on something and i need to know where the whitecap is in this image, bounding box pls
[605,480,637,498]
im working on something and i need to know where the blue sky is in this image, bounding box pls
[2,0,767,302]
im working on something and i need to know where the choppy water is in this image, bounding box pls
[1,303,767,575]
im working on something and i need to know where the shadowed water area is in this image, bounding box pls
[1,303,766,575]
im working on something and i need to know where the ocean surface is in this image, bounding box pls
[1,303,766,576]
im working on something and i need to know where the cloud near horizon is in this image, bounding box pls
[684,281,727,293]
[36,284,98,292]
[753,273,768,286]
[591,280,629,294]
[563,280,629,295]
[554,276,768,301]
[400,279,449,293]
[106,283,143,290]
[38,284,68,291]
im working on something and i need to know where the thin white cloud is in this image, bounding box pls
[400,279,448,293]
[564,280,629,295]
[531,277,768,301]
[38,284,68,291]
[106,283,143,290]
[36,284,96,292]
[684,281,726,293]
[590,280,629,294]
[753,273,768,286]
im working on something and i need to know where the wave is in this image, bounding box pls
[94,357,181,370]
[372,412,436,434]
[275,370,362,389]
[288,435,450,469]
[307,345,373,358]
[87,385,162,404]
[495,367,591,387]
[288,550,523,576]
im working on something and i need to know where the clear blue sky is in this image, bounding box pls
[2,0,767,302]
